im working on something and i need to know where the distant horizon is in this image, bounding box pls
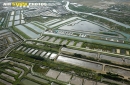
[0,0,60,2]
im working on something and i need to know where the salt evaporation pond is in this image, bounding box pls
[57,56,103,71]
[15,25,39,38]
[24,23,43,33]
[59,20,107,32]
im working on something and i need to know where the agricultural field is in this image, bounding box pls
[7,10,26,27]
[4,38,130,85]
[12,22,45,39]
[1,0,130,85]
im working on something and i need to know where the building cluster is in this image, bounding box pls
[23,2,68,17]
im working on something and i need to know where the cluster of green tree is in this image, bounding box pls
[82,42,113,52]
[82,42,130,54]
[0,63,11,73]
[11,50,44,61]
[74,53,85,58]
[27,54,44,60]
[11,58,32,66]
[9,51,38,64]
[33,65,49,73]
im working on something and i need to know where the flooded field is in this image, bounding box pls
[11,11,14,16]
[24,23,43,33]
[9,16,14,21]
[21,14,24,19]
[15,25,39,38]
[14,15,20,20]
[100,54,123,64]
[57,56,102,71]
[31,21,47,30]
[8,22,12,27]
[50,17,78,28]
[58,20,107,32]
[15,11,20,15]
[21,20,25,24]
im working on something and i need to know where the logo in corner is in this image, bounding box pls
[11,2,28,7]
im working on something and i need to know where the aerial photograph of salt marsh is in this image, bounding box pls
[0,0,130,85]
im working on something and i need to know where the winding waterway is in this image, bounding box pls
[65,1,130,28]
